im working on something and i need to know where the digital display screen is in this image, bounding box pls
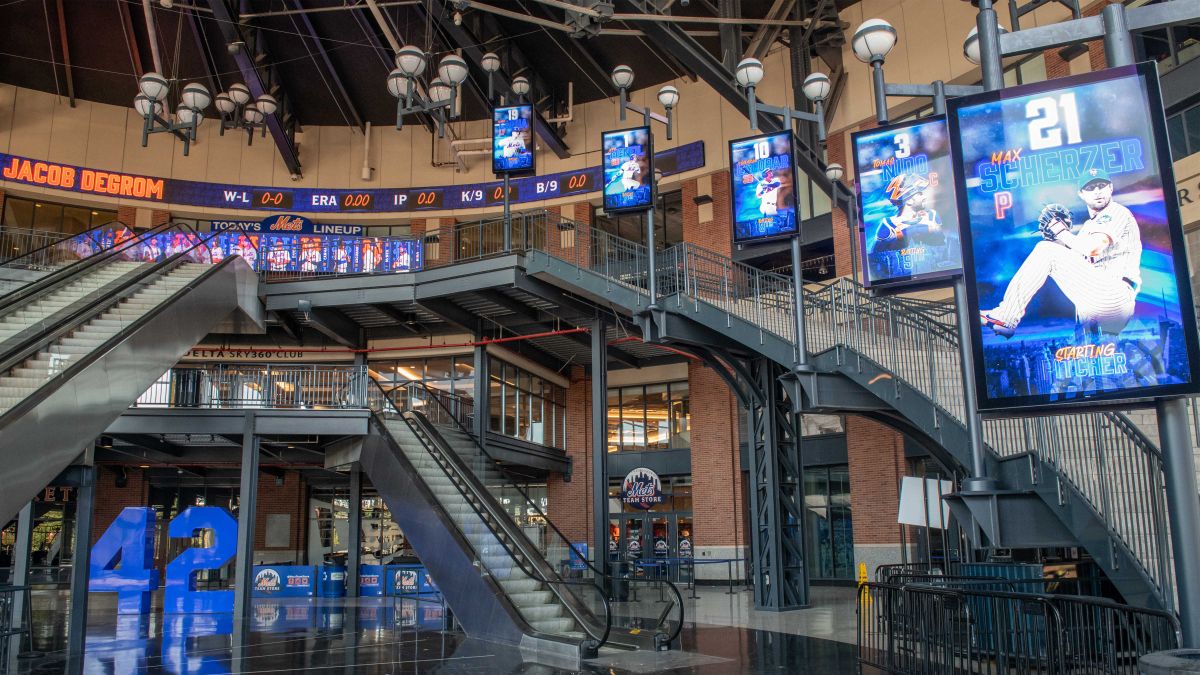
[729,131,798,243]
[493,105,535,175]
[853,117,963,289]
[948,63,1200,412]
[602,126,653,213]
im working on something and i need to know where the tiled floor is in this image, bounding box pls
[13,586,860,673]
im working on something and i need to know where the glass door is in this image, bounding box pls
[623,517,645,560]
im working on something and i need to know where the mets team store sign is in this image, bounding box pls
[621,467,666,510]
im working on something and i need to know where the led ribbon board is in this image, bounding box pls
[852,116,963,289]
[729,131,799,243]
[0,142,702,213]
[492,104,535,175]
[948,63,1200,413]
[602,126,654,213]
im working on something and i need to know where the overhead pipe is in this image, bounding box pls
[361,121,373,180]
[141,0,165,74]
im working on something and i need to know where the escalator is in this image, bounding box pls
[352,381,683,662]
[0,224,258,523]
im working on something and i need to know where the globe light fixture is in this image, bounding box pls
[388,50,465,136]
[139,72,170,101]
[801,72,831,102]
[481,52,501,73]
[852,18,897,64]
[963,24,1007,65]
[395,45,426,77]
[657,85,679,110]
[134,74,210,155]
[511,76,531,98]
[611,65,634,90]
[734,58,764,88]
[825,163,844,182]
[227,83,252,106]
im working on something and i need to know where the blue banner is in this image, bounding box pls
[251,565,316,598]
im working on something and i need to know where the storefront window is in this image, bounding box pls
[607,381,691,452]
[593,190,683,247]
[607,476,693,561]
[804,465,855,580]
[488,359,566,449]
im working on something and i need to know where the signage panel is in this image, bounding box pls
[852,117,963,288]
[621,467,666,510]
[493,104,535,175]
[602,126,654,213]
[948,63,1200,412]
[729,131,798,243]
[0,142,703,213]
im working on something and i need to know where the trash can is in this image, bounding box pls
[609,561,630,602]
[1139,649,1200,674]
[318,564,347,598]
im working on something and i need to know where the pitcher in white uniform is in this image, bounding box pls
[981,169,1142,338]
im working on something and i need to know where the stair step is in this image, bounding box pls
[528,617,575,634]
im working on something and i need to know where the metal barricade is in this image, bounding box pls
[858,581,1180,674]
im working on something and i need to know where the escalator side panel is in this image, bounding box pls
[0,261,245,523]
[357,422,529,646]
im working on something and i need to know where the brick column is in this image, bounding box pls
[92,466,149,545]
[546,367,593,547]
[412,218,452,269]
[114,206,171,230]
[687,360,747,578]
[681,172,733,256]
[845,416,911,576]
[253,469,307,564]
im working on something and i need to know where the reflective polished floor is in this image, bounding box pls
[13,586,859,674]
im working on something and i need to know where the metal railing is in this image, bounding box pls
[858,581,1179,674]
[133,364,370,409]
[0,226,70,264]
[0,585,31,665]
[371,380,684,651]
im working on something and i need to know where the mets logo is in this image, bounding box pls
[396,569,419,592]
[621,467,666,510]
[254,568,281,592]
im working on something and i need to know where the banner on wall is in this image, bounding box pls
[948,63,1200,413]
[852,117,963,289]
[0,142,703,213]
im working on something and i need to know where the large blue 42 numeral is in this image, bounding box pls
[164,506,238,614]
[90,505,239,614]
[89,507,159,614]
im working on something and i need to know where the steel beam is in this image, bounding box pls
[288,0,365,132]
[232,413,260,639]
[307,308,361,348]
[346,462,362,597]
[590,316,609,580]
[614,0,853,207]
[204,0,304,175]
[6,503,32,667]
[65,465,95,673]
[116,0,145,78]
[430,8,571,158]
[186,8,222,101]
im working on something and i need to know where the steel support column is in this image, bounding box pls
[66,466,96,673]
[6,502,33,667]
[744,359,808,610]
[473,340,489,443]
[346,463,362,597]
[591,317,609,579]
[232,413,260,640]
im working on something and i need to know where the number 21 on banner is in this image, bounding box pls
[1027,93,1081,150]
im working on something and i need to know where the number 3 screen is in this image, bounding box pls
[948,63,1199,411]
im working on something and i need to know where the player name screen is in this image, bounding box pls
[852,117,963,288]
[493,105,534,174]
[950,64,1197,411]
[602,127,653,213]
[730,131,798,243]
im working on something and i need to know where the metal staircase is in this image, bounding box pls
[356,380,683,659]
[510,211,1174,612]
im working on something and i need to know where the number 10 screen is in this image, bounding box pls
[948,63,1199,412]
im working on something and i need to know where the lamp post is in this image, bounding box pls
[134,73,211,156]
[208,81,279,146]
[733,58,830,370]
[387,48,469,138]
[853,18,996,493]
[610,65,680,312]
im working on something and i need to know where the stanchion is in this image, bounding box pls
[726,559,736,595]
[688,559,698,599]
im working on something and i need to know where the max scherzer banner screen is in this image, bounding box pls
[493,104,534,174]
[852,117,963,288]
[730,131,797,242]
[602,126,653,213]
[949,63,1200,412]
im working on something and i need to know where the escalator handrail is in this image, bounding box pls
[0,234,235,427]
[0,220,173,315]
[378,380,683,648]
[397,409,614,650]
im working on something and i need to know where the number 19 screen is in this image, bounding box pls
[948,62,1200,412]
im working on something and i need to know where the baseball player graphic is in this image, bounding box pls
[755,169,782,216]
[872,173,943,250]
[619,154,642,191]
[334,240,350,273]
[299,237,320,272]
[981,169,1142,339]
[501,130,526,159]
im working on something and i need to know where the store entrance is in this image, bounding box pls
[610,513,693,561]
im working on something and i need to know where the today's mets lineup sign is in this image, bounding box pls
[0,141,703,213]
[946,63,1200,412]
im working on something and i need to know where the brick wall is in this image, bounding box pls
[411,218,452,268]
[546,367,593,546]
[114,206,171,229]
[828,130,853,277]
[92,466,149,545]
[844,416,906,546]
[681,172,733,257]
[688,361,745,548]
[253,469,307,559]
